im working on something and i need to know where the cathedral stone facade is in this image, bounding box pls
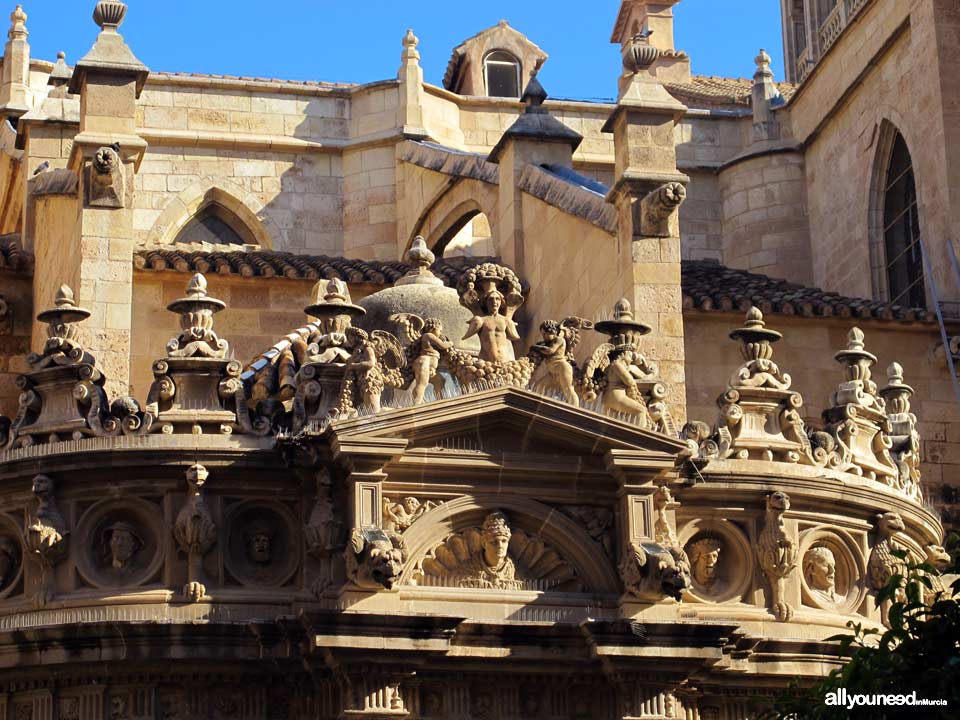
[0,1,956,718]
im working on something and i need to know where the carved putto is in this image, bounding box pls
[334,327,405,416]
[415,511,580,591]
[868,511,906,626]
[391,314,452,405]
[620,540,691,602]
[345,527,406,590]
[757,490,797,622]
[382,496,441,532]
[528,317,593,407]
[581,299,674,433]
[173,464,217,602]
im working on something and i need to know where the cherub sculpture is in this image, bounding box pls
[335,327,405,416]
[583,344,659,420]
[528,318,593,406]
[390,314,453,404]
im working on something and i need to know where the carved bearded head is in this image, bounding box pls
[689,538,722,587]
[480,512,511,569]
[246,522,274,565]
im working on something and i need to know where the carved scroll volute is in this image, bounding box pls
[23,474,69,607]
[173,464,217,602]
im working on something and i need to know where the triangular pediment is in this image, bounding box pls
[328,386,686,460]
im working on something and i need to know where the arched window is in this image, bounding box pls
[174,203,256,246]
[484,50,521,98]
[882,133,925,307]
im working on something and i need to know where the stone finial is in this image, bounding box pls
[165,273,229,359]
[304,278,366,329]
[594,298,652,350]
[754,48,773,79]
[521,73,548,113]
[726,306,790,391]
[832,326,879,399]
[48,51,72,87]
[396,236,443,287]
[7,4,26,40]
[33,284,92,363]
[880,362,915,414]
[401,28,419,61]
[93,1,127,32]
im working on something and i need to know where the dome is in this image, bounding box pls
[356,238,480,353]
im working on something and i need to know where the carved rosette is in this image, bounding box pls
[821,328,898,485]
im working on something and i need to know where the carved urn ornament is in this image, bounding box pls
[880,362,922,499]
[622,28,660,73]
[166,274,228,359]
[30,285,93,370]
[93,1,127,31]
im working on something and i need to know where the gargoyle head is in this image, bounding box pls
[369,541,405,589]
[766,490,790,513]
[31,474,54,498]
[93,144,121,175]
[924,544,951,572]
[876,511,905,537]
[660,546,692,600]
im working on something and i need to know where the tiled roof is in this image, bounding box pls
[135,249,932,325]
[0,235,32,274]
[682,260,933,323]
[665,75,797,110]
[134,248,495,288]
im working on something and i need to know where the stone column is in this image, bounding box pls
[0,5,30,121]
[64,1,148,399]
[604,33,689,421]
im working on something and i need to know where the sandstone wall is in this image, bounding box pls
[718,152,812,285]
[786,0,957,301]
[684,312,960,526]
[0,272,31,418]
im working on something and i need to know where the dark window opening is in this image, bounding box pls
[883,133,925,308]
[484,51,520,98]
[175,205,251,246]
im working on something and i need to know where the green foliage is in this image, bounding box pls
[761,534,960,720]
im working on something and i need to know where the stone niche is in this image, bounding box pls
[73,497,164,589]
[798,526,867,614]
[678,518,753,604]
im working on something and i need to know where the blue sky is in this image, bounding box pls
[20,1,785,100]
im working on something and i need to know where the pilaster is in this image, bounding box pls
[397,29,426,139]
[604,33,688,422]
[64,1,148,399]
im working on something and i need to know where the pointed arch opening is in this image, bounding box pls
[174,202,256,246]
[869,124,926,308]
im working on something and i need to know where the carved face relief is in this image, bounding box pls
[403,497,421,516]
[804,546,838,602]
[766,490,790,513]
[689,538,722,588]
[247,524,273,565]
[481,511,512,570]
[106,522,142,570]
[482,291,503,316]
[369,545,404,588]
